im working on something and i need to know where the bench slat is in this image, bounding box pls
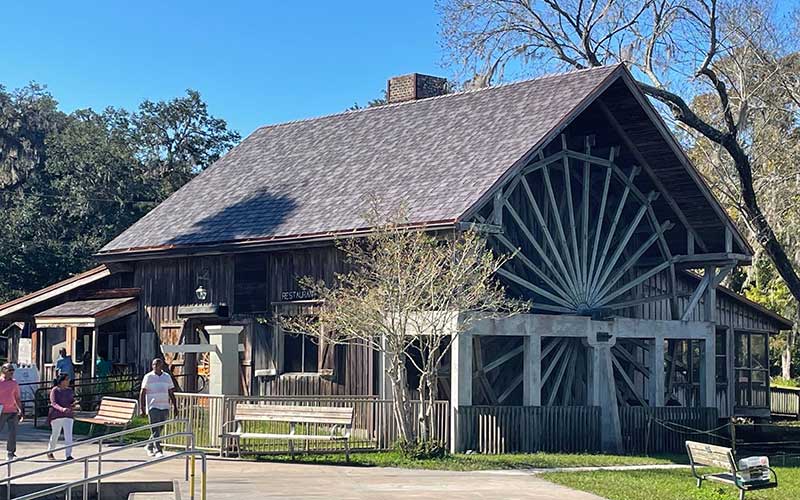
[234,404,353,425]
[225,432,347,441]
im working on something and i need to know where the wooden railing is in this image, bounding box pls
[455,406,601,454]
[164,393,450,454]
[619,406,721,454]
[771,386,800,418]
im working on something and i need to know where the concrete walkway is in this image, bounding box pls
[2,422,606,499]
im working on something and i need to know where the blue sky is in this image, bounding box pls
[0,1,443,136]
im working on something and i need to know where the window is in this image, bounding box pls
[282,331,319,374]
[734,330,770,408]
[715,327,728,385]
[234,254,267,314]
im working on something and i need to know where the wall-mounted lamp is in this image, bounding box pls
[195,285,208,302]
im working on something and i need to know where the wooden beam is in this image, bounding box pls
[561,136,584,295]
[483,345,524,372]
[590,191,660,301]
[592,221,674,303]
[497,373,524,404]
[496,207,578,303]
[596,99,708,252]
[589,166,640,295]
[681,269,712,321]
[519,177,581,295]
[612,354,648,406]
[595,259,673,307]
[496,268,577,310]
[457,222,503,234]
[541,163,582,293]
[547,342,576,406]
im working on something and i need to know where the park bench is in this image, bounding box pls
[686,440,778,500]
[75,396,138,437]
[221,403,353,461]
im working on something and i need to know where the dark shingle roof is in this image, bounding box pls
[99,65,622,255]
[35,298,136,318]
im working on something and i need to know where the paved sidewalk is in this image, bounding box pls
[1,422,606,499]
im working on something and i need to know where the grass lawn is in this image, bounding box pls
[255,450,684,471]
[542,467,797,500]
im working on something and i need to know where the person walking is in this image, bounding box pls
[55,349,74,382]
[139,359,177,458]
[47,374,75,461]
[0,363,23,460]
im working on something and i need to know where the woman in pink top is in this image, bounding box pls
[0,363,23,460]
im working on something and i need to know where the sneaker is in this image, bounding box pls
[154,451,164,458]
[46,453,55,461]
[65,456,74,461]
[7,453,16,461]
[146,448,156,457]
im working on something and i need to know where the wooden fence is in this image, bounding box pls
[455,406,601,454]
[771,386,800,418]
[165,393,449,454]
[619,406,721,454]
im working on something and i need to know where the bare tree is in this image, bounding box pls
[438,0,800,311]
[282,206,528,446]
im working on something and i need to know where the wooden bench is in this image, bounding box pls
[221,404,354,460]
[75,396,138,437]
[686,440,778,500]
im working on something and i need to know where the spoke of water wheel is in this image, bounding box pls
[498,205,579,305]
[588,165,640,296]
[587,161,613,294]
[547,341,576,406]
[581,141,591,294]
[604,293,674,311]
[542,338,569,386]
[493,231,576,304]
[594,221,673,303]
[612,354,648,406]
[541,338,561,359]
[498,373,524,404]
[596,259,673,307]
[561,342,579,406]
[590,192,659,302]
[613,346,651,380]
[483,345,524,372]
[496,267,577,310]
[520,176,581,296]
[532,303,577,314]
[541,162,581,291]
[561,137,583,295]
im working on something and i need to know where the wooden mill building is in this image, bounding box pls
[0,65,790,451]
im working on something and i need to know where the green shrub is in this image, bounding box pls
[394,439,447,459]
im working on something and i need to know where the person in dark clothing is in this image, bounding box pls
[47,374,76,461]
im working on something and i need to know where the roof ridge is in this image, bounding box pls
[253,64,622,133]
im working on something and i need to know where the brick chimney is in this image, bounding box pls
[387,73,448,104]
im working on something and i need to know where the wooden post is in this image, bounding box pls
[450,330,473,453]
[523,334,541,406]
[91,328,98,378]
[648,337,665,406]
[699,335,716,408]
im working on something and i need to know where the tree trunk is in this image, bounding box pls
[389,360,415,444]
[643,82,800,306]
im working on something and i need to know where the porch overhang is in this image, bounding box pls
[34,297,137,329]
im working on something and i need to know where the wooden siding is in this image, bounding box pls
[132,246,376,397]
[618,270,782,332]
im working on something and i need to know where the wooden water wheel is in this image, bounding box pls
[472,336,524,406]
[479,137,674,315]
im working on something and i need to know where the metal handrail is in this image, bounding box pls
[1,418,188,467]
[2,418,197,500]
[13,449,207,500]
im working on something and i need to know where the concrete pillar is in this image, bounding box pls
[587,337,622,453]
[700,336,716,407]
[204,325,243,395]
[648,337,665,406]
[450,331,473,453]
[523,335,541,406]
